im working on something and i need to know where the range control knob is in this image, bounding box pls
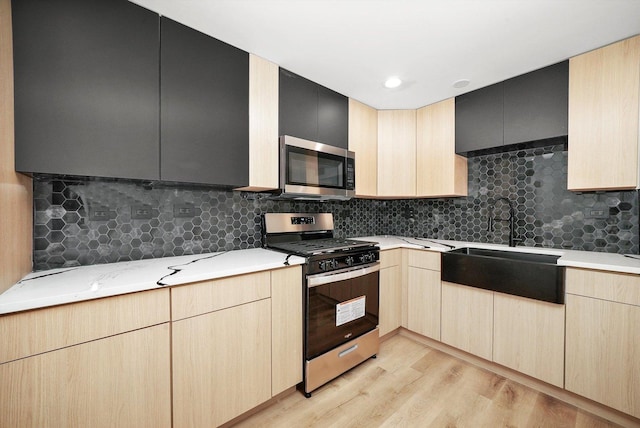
[320,259,338,271]
[360,252,377,263]
[345,256,354,266]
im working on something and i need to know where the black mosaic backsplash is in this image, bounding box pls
[33,142,639,270]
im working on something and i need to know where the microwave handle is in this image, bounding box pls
[307,263,380,288]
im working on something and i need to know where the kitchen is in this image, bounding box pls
[1,0,640,426]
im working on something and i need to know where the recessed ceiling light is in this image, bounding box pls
[453,79,470,88]
[384,76,402,89]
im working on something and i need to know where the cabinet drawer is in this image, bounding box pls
[0,289,170,364]
[407,249,440,271]
[566,268,640,306]
[380,249,402,269]
[171,271,271,320]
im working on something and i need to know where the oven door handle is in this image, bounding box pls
[307,263,380,288]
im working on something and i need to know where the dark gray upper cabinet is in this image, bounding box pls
[279,69,318,143]
[318,86,349,149]
[160,18,249,187]
[13,0,160,180]
[455,61,568,155]
[279,68,348,149]
[455,83,504,154]
[503,61,569,145]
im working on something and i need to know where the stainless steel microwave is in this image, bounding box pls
[279,135,355,200]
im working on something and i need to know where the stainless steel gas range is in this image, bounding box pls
[263,213,380,397]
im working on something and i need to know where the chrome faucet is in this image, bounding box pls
[488,197,522,247]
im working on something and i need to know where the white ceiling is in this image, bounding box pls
[131,0,640,110]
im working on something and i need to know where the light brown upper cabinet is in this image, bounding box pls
[348,99,378,197]
[417,99,468,197]
[350,99,467,198]
[377,110,417,197]
[236,54,280,192]
[568,35,640,191]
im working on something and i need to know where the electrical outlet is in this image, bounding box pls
[584,208,609,219]
[173,203,195,218]
[89,206,116,221]
[131,204,152,220]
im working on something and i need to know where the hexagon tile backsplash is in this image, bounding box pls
[33,142,639,270]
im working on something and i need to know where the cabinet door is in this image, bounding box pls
[417,98,468,197]
[568,35,640,191]
[13,0,160,180]
[503,61,568,145]
[318,85,349,149]
[454,83,503,154]
[279,68,318,142]
[0,324,171,427]
[160,17,249,186]
[378,110,416,197]
[348,98,378,196]
[271,266,303,396]
[172,300,272,427]
[441,282,493,360]
[566,294,640,418]
[493,293,565,387]
[379,265,402,337]
[406,266,441,340]
[238,54,280,191]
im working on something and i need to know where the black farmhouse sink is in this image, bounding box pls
[441,247,565,304]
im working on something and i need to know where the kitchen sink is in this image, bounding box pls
[441,247,565,304]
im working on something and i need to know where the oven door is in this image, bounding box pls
[305,263,379,360]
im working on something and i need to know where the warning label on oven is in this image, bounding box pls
[336,295,366,326]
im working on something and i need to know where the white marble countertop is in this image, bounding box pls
[355,235,640,275]
[4,236,640,316]
[0,248,305,315]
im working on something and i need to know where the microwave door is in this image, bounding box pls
[287,147,344,188]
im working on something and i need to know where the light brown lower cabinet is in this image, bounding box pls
[172,299,272,427]
[0,266,302,428]
[406,250,441,340]
[493,293,565,388]
[440,281,566,386]
[441,281,493,360]
[271,266,303,395]
[565,268,640,418]
[378,249,402,336]
[0,323,172,428]
[171,266,302,426]
[407,267,441,339]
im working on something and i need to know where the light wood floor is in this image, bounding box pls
[236,334,620,428]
